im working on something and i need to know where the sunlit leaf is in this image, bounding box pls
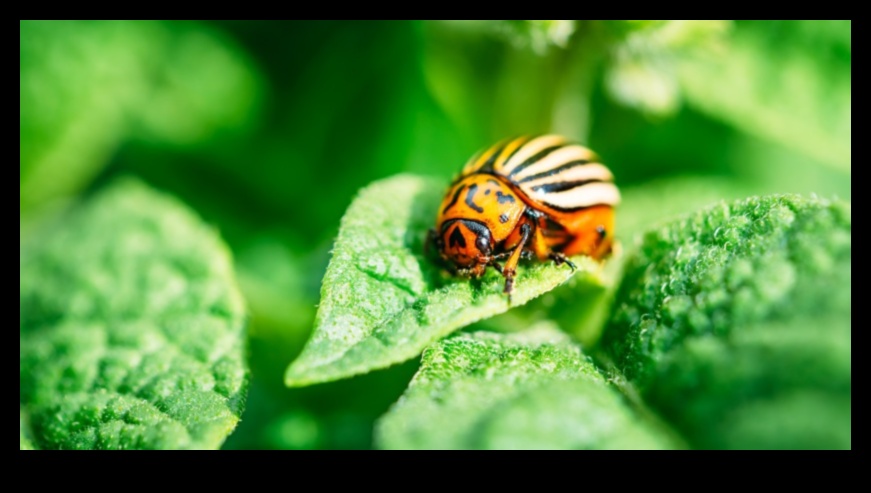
[285,175,607,387]
[376,330,673,449]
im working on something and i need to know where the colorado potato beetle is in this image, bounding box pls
[428,134,619,300]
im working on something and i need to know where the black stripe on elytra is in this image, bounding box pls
[531,179,604,194]
[499,213,509,223]
[478,141,510,172]
[496,136,532,170]
[508,145,564,178]
[495,191,515,204]
[448,225,467,248]
[442,185,465,214]
[516,160,591,184]
[465,184,484,212]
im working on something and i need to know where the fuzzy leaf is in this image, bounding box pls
[376,330,673,449]
[20,179,248,449]
[603,194,851,449]
[285,174,606,387]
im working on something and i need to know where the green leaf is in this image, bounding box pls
[20,179,248,449]
[285,174,606,387]
[617,176,752,242]
[376,330,673,449]
[602,194,851,449]
[20,20,261,211]
[680,21,851,173]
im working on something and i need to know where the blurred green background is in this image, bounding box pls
[20,20,851,449]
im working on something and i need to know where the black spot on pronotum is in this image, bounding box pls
[499,213,509,224]
[495,191,515,204]
[485,189,491,195]
[449,226,467,248]
[443,185,465,214]
[465,184,484,213]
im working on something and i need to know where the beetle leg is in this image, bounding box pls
[549,252,577,272]
[502,223,532,303]
[493,251,512,260]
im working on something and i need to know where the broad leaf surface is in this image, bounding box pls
[20,179,248,449]
[285,174,606,387]
[376,330,672,449]
[603,194,851,449]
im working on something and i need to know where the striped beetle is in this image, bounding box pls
[428,134,619,299]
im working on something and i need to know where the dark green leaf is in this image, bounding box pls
[285,174,606,387]
[376,330,673,449]
[20,179,248,449]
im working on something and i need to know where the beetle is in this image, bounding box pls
[428,134,619,300]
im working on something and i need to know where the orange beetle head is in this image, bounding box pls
[438,219,493,268]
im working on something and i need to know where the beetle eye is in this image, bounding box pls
[476,235,491,255]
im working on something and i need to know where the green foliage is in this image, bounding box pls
[376,330,672,449]
[20,179,248,449]
[285,175,606,386]
[602,195,851,448]
[20,20,261,211]
[604,20,731,116]
[495,20,577,53]
[20,409,35,450]
[680,20,851,172]
[20,21,851,450]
